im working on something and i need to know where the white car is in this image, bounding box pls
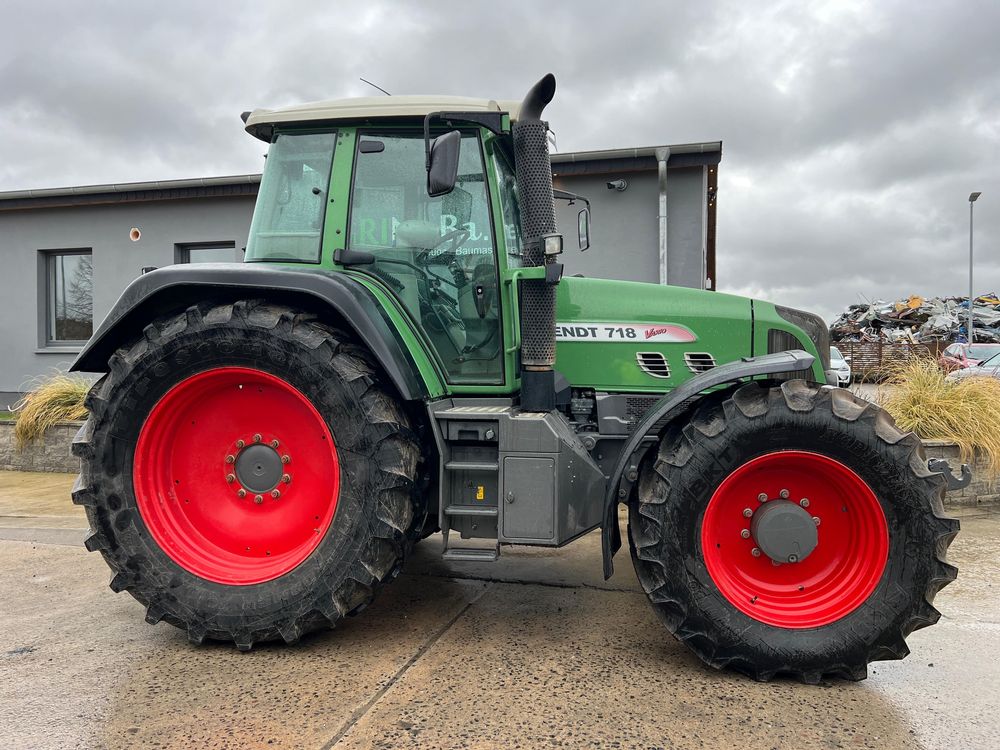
[830,346,851,386]
[946,351,1000,383]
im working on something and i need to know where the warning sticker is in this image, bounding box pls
[555,323,697,343]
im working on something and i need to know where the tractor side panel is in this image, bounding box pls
[554,277,754,392]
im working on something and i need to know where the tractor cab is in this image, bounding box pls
[242,97,536,386]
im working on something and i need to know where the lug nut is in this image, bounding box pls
[742,507,753,518]
[253,433,262,443]
[237,489,247,498]
[226,473,235,483]
[271,490,281,499]
[751,547,762,558]
[779,489,790,499]
[225,455,235,464]
[254,494,264,505]
[236,439,245,449]
[270,439,279,449]
[281,455,291,464]
[800,498,810,508]
[740,529,751,539]
[813,516,821,526]
[282,474,291,484]
[787,554,799,563]
[757,492,768,503]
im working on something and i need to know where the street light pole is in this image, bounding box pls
[969,192,982,345]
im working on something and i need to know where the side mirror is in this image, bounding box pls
[427,130,461,197]
[577,208,591,251]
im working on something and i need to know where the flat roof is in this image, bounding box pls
[244,95,522,141]
[0,141,721,211]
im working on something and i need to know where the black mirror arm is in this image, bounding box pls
[423,112,439,172]
[553,188,591,211]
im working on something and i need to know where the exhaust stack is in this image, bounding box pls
[513,74,560,411]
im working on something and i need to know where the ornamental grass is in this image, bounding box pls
[878,358,1000,477]
[12,373,90,449]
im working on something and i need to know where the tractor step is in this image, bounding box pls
[445,460,499,472]
[444,504,499,517]
[428,397,605,565]
[442,546,500,562]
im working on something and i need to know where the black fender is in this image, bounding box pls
[70,263,430,401]
[601,350,815,578]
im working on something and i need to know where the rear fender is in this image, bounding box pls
[601,350,816,578]
[71,263,435,401]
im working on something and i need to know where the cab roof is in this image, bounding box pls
[243,95,521,142]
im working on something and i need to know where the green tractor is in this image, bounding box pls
[71,74,959,682]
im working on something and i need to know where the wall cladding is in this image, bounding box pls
[0,420,81,474]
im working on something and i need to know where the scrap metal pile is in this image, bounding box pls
[829,294,1000,343]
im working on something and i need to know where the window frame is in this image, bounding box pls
[40,248,94,348]
[174,241,238,264]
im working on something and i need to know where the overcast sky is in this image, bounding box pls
[2,0,997,321]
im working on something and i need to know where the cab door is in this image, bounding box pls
[347,131,503,384]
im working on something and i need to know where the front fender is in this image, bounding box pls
[601,349,816,578]
[71,263,434,402]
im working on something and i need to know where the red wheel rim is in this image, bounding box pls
[700,451,888,628]
[134,367,339,585]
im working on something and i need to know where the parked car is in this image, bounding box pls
[946,351,1000,383]
[938,343,1000,372]
[830,346,852,386]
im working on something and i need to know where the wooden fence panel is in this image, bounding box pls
[835,340,943,381]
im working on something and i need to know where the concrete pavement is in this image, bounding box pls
[1,470,998,749]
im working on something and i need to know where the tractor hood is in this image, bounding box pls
[554,277,826,392]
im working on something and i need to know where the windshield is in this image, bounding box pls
[979,352,1000,368]
[830,347,844,362]
[967,345,1000,360]
[246,132,336,263]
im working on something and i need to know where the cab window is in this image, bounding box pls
[492,149,524,264]
[246,132,336,263]
[349,132,502,384]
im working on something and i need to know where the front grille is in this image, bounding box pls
[636,352,671,378]
[684,352,716,373]
[625,396,660,430]
[767,328,808,381]
[767,329,802,355]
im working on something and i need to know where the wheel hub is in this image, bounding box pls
[235,443,283,493]
[133,367,338,585]
[700,450,889,628]
[750,499,818,564]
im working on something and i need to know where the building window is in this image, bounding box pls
[45,250,93,344]
[175,242,238,264]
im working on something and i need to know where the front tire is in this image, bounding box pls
[72,300,422,649]
[630,380,959,682]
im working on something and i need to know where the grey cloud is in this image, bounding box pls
[1,0,997,321]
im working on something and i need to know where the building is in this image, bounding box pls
[0,142,721,402]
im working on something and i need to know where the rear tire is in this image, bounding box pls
[629,380,959,682]
[72,299,422,649]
